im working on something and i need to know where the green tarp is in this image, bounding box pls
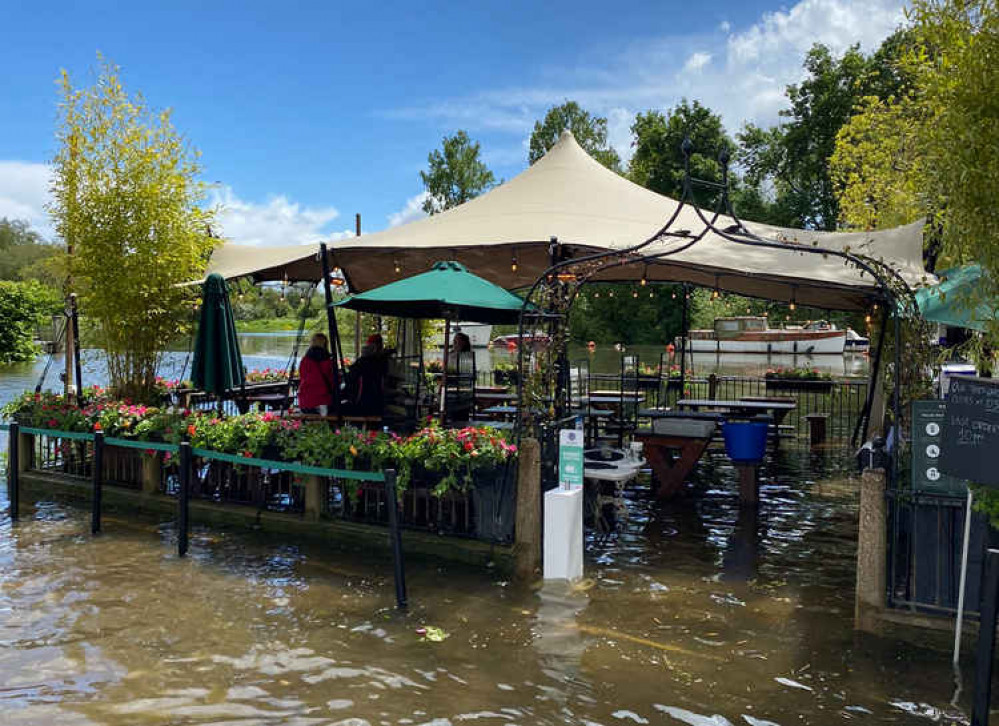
[335,261,529,324]
[192,273,245,394]
[916,264,994,332]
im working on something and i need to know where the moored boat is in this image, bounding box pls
[685,317,846,355]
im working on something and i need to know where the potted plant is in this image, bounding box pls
[764,366,835,392]
[493,361,519,386]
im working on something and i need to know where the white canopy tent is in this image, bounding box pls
[205,131,930,311]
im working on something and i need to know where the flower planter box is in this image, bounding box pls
[765,379,835,393]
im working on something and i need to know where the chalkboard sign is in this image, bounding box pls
[940,376,999,486]
[912,400,965,495]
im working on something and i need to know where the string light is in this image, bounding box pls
[649,291,654,298]
[594,291,600,299]
[671,290,677,300]
[789,286,797,312]
[511,253,518,272]
[711,289,720,300]
[608,290,615,298]
[865,313,872,325]
[394,259,401,274]
[632,290,639,298]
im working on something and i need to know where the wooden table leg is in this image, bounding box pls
[639,436,712,500]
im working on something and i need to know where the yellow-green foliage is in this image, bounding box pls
[49,55,218,400]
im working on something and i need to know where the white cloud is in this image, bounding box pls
[382,0,906,162]
[0,161,54,238]
[211,187,350,246]
[683,52,712,73]
[387,192,428,228]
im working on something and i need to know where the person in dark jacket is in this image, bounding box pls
[298,333,336,414]
[345,334,388,416]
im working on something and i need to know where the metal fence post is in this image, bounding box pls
[91,431,103,534]
[384,469,407,608]
[178,442,191,557]
[7,422,19,522]
[972,548,999,726]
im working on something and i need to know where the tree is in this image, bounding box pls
[50,56,217,400]
[569,284,686,345]
[739,44,874,230]
[0,218,62,283]
[629,100,734,207]
[529,101,621,170]
[0,280,62,364]
[420,131,496,215]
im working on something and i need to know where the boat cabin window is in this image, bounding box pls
[716,319,741,332]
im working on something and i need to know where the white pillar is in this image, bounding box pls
[543,488,583,581]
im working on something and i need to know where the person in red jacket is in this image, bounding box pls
[298,333,337,414]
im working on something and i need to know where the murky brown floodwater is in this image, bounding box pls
[0,446,972,726]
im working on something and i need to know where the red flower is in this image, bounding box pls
[93,422,102,431]
[463,441,474,452]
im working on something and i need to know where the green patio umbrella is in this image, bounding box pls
[916,265,995,332]
[191,273,245,395]
[334,261,528,325]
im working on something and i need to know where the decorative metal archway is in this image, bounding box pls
[514,138,924,489]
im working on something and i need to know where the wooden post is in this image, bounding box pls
[708,373,719,400]
[514,437,542,580]
[91,431,104,534]
[7,422,19,522]
[178,442,191,557]
[855,468,887,632]
[972,548,999,725]
[806,413,829,446]
[303,474,323,522]
[736,464,758,505]
[141,454,162,495]
[385,469,407,609]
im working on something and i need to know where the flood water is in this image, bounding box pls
[0,448,969,725]
[1,336,965,725]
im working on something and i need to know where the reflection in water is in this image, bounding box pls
[0,447,972,724]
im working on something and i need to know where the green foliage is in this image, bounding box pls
[529,101,621,170]
[420,130,496,215]
[2,391,517,497]
[569,284,685,345]
[0,218,64,289]
[740,44,881,230]
[629,100,734,207]
[0,280,63,364]
[50,55,217,402]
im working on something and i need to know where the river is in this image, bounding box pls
[2,337,967,725]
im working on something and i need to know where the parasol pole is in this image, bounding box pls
[440,318,451,424]
[320,243,343,410]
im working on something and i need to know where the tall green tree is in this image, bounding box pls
[739,44,874,230]
[420,131,496,215]
[0,280,62,364]
[629,100,734,207]
[529,101,621,170]
[569,284,686,345]
[0,218,62,284]
[50,56,217,400]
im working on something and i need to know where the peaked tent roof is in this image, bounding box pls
[205,131,931,311]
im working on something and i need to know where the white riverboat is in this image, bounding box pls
[686,317,847,355]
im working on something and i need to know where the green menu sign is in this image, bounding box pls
[912,400,965,495]
[558,429,584,490]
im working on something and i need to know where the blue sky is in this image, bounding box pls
[0,0,906,246]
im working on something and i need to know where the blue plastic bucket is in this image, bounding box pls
[722,421,769,464]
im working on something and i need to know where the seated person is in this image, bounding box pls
[344,334,389,416]
[298,332,337,414]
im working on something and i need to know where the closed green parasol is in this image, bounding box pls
[334,261,528,324]
[192,273,245,395]
[916,265,995,332]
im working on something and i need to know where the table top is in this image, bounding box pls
[475,392,517,401]
[677,398,796,411]
[588,390,644,398]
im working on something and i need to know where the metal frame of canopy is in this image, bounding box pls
[511,140,920,497]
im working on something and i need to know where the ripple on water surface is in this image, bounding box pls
[0,449,973,724]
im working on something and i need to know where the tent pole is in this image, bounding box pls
[440,319,451,424]
[319,243,343,409]
[354,213,362,359]
[679,284,688,396]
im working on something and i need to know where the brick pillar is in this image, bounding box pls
[855,468,887,632]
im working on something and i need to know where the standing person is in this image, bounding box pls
[298,332,336,414]
[345,334,389,416]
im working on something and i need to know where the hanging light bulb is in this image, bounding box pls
[671,290,677,300]
[632,290,639,298]
[789,287,797,312]
[746,306,751,314]
[711,289,720,300]
[649,291,654,298]
[865,313,872,324]
[511,253,518,272]
[594,291,600,298]
[609,290,615,298]
[873,302,879,311]
[394,259,401,274]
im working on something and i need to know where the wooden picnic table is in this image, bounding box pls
[676,398,796,417]
[635,417,718,499]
